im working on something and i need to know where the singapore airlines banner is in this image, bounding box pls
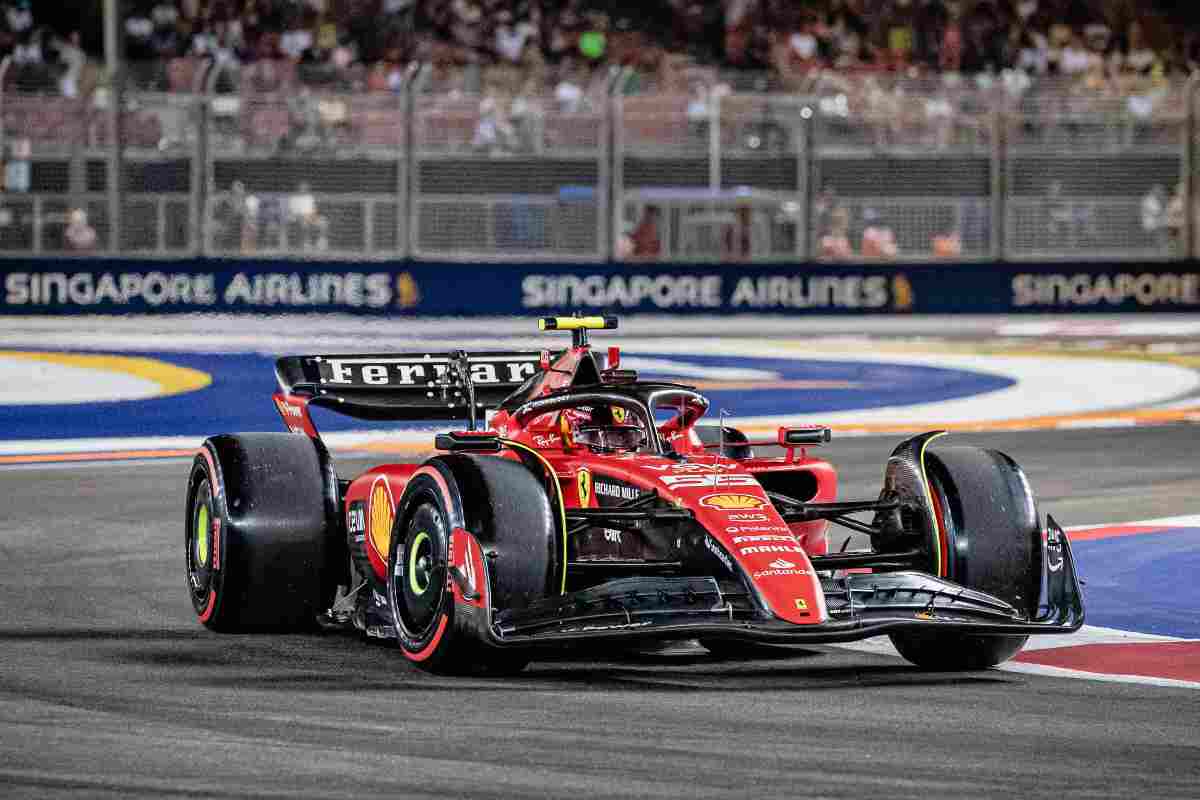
[1,259,1198,315]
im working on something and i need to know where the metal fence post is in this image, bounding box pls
[107,74,123,254]
[612,92,625,261]
[991,106,1004,261]
[709,90,721,191]
[803,103,816,261]
[191,62,212,256]
[1186,74,1198,260]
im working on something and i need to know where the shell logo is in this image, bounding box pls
[700,493,766,510]
[368,476,395,560]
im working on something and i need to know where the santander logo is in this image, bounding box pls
[768,559,795,569]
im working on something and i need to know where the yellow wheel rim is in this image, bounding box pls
[196,504,210,567]
[408,531,430,595]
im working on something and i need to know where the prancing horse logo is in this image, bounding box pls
[577,468,592,507]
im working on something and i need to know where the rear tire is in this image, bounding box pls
[889,446,1041,670]
[387,455,556,674]
[185,434,341,632]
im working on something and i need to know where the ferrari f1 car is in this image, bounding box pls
[185,316,1083,674]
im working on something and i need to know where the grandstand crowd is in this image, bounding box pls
[2,1,1199,96]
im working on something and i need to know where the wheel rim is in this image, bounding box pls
[395,501,446,638]
[408,531,432,596]
[187,478,216,609]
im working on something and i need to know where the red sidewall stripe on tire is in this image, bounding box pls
[197,589,217,623]
[402,613,449,662]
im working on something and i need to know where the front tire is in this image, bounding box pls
[387,455,556,674]
[889,446,1041,670]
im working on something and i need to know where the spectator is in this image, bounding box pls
[861,209,898,258]
[1166,181,1186,255]
[65,208,97,251]
[819,205,854,259]
[472,90,516,153]
[494,10,534,64]
[1140,183,1166,248]
[4,139,30,193]
[931,230,962,257]
[630,205,662,259]
[52,31,86,98]
[289,181,327,251]
[6,0,32,37]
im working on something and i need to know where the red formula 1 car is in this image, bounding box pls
[184,316,1083,674]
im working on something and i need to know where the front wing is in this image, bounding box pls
[480,517,1084,649]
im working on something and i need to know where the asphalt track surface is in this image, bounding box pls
[2,426,1199,799]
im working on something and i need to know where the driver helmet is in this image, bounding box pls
[573,405,647,453]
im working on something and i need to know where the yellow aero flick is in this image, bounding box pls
[538,316,618,332]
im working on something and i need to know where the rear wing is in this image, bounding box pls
[275,351,554,423]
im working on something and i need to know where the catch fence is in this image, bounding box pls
[1,60,1195,262]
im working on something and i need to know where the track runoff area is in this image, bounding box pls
[1,315,1199,688]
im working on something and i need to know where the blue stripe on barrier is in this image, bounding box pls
[1072,529,1200,639]
[0,351,1012,440]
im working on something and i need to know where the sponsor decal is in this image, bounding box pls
[604,529,622,544]
[368,476,395,561]
[701,493,767,511]
[532,433,561,448]
[751,557,811,579]
[704,537,734,572]
[729,274,906,310]
[739,544,805,556]
[347,501,365,536]
[1012,272,1200,308]
[319,356,538,387]
[595,479,641,501]
[660,474,757,488]
[0,270,424,310]
[727,512,769,521]
[520,273,905,311]
[562,621,654,633]
[522,274,723,309]
[275,398,304,419]
[1046,527,1064,573]
[577,468,593,506]
[730,533,795,543]
[643,462,739,473]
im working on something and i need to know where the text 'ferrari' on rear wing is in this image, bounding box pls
[275,350,558,423]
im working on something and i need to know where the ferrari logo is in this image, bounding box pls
[577,468,592,506]
[611,405,627,423]
[794,598,807,610]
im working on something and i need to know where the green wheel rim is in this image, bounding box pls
[408,531,431,595]
[195,503,210,567]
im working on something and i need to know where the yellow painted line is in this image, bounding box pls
[0,351,211,398]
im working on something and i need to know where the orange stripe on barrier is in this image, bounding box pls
[0,449,198,465]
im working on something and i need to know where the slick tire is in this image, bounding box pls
[387,454,556,674]
[889,446,1042,670]
[694,425,754,460]
[185,433,343,632]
